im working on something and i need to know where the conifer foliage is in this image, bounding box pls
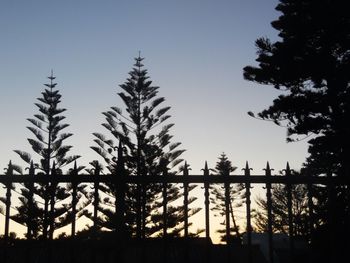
[243,0,350,177]
[14,72,81,239]
[253,182,309,238]
[91,55,187,237]
[243,1,350,256]
[210,153,244,242]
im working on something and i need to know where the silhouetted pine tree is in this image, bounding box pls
[244,1,350,258]
[210,153,244,243]
[243,0,350,178]
[253,181,309,238]
[91,55,199,238]
[14,72,81,239]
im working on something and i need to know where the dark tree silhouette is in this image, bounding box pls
[14,72,82,239]
[243,0,350,178]
[210,153,244,243]
[253,182,309,238]
[91,55,199,238]
[244,1,350,260]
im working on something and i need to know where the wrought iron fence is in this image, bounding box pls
[0,159,349,263]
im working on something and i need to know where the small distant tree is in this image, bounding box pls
[253,180,309,238]
[210,153,245,243]
[14,72,81,239]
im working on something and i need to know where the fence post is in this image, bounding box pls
[27,161,35,240]
[264,162,274,263]
[141,174,147,239]
[71,161,78,237]
[4,161,13,240]
[162,167,168,238]
[284,162,294,261]
[243,161,252,263]
[115,142,126,238]
[203,162,210,240]
[183,162,189,238]
[93,163,100,236]
[306,170,314,244]
[49,162,57,240]
[224,168,230,244]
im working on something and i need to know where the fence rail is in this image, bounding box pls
[1,174,349,184]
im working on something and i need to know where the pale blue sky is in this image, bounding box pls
[0,0,308,174]
[0,0,312,240]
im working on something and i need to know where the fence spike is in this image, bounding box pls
[184,161,189,176]
[243,161,252,174]
[286,162,291,174]
[264,162,274,176]
[74,160,77,171]
[52,161,56,172]
[29,161,35,174]
[204,161,208,172]
[118,140,123,158]
[7,160,14,175]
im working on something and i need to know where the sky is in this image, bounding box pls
[0,0,310,239]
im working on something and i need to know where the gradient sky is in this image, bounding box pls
[0,0,309,173]
[0,0,310,239]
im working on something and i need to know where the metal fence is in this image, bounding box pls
[0,159,349,263]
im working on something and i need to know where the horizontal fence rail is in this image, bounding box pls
[1,174,349,184]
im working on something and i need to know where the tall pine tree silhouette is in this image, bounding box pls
[14,71,80,239]
[91,55,199,238]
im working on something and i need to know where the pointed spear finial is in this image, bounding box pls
[29,161,35,175]
[74,160,77,171]
[117,140,125,174]
[242,161,252,175]
[118,140,123,158]
[283,162,292,176]
[6,160,13,175]
[286,162,290,171]
[202,161,209,176]
[264,162,273,177]
[183,161,189,176]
